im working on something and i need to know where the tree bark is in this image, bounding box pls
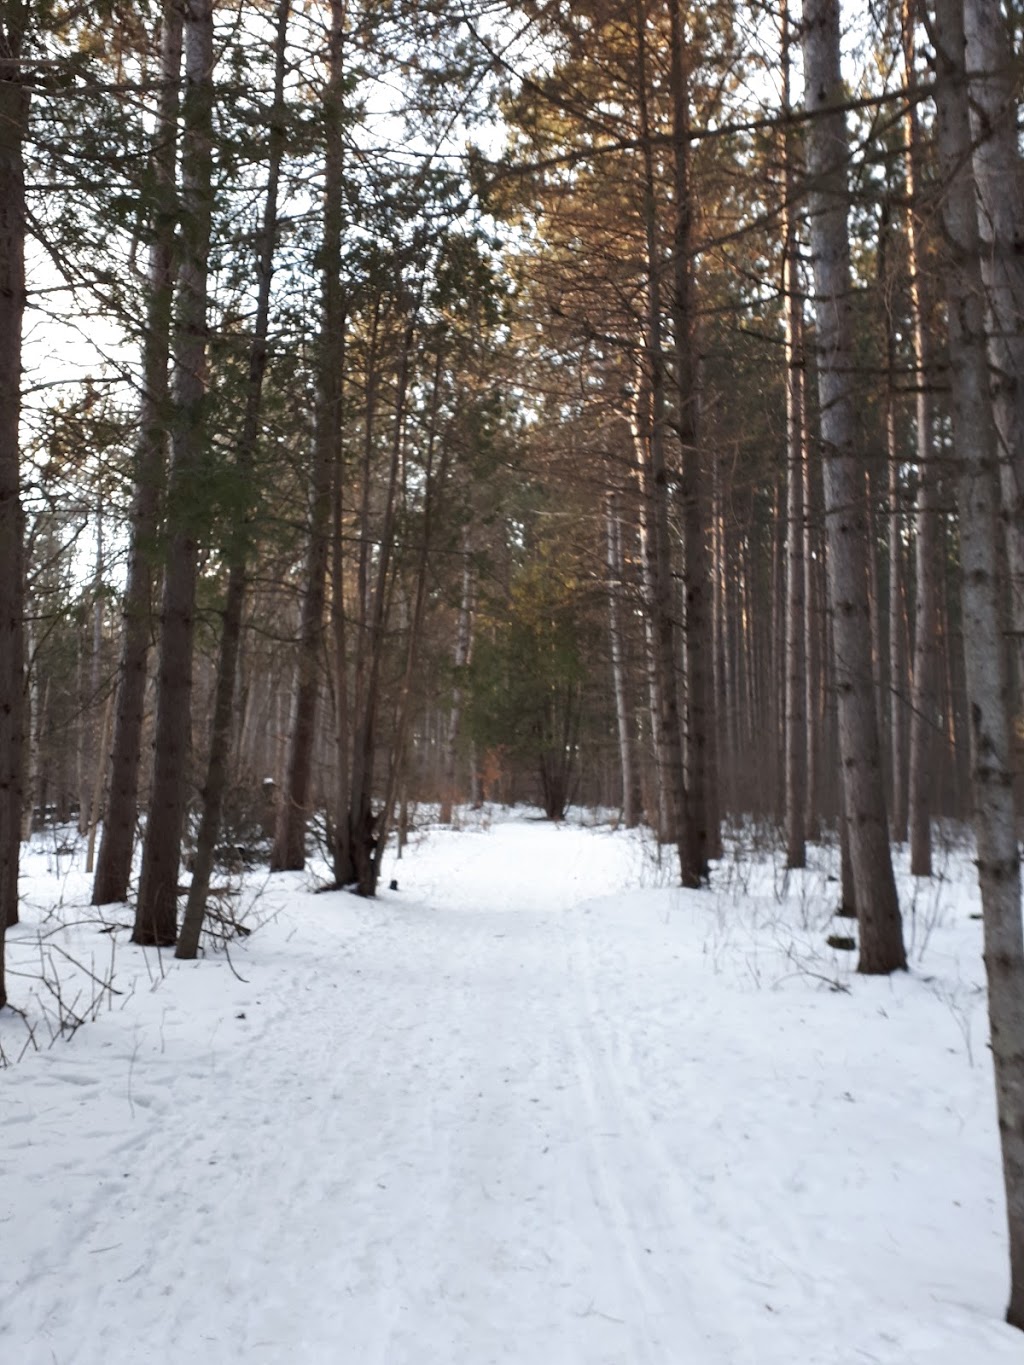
[177,0,289,960]
[93,2,183,907]
[932,0,1024,1328]
[801,0,905,972]
[134,0,215,947]
[669,0,714,877]
[962,0,1024,705]
[0,2,27,978]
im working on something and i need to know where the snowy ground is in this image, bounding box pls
[2,811,1021,1364]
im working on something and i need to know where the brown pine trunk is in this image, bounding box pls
[801,0,905,973]
[932,0,1024,1327]
[134,0,215,948]
[177,0,289,960]
[0,4,27,971]
[93,2,183,907]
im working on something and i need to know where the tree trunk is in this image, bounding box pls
[373,345,448,883]
[606,491,638,827]
[21,613,36,842]
[634,0,694,885]
[804,399,825,838]
[93,2,183,907]
[630,402,670,840]
[711,455,731,815]
[801,0,905,973]
[134,0,215,947]
[886,375,909,843]
[0,3,27,976]
[85,692,114,876]
[344,308,417,896]
[879,200,908,843]
[270,1,347,874]
[177,0,289,961]
[962,0,1024,707]
[904,0,939,875]
[782,1,807,869]
[440,528,476,825]
[669,0,714,876]
[932,0,1024,1327]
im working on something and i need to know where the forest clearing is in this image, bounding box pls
[2,813,1021,1365]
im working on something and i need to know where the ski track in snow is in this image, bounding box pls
[2,818,1021,1364]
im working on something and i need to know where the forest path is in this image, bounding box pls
[4,819,1018,1364]
[7,821,733,1364]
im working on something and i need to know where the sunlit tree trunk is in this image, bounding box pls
[93,1,183,907]
[135,0,215,947]
[932,0,1024,1327]
[801,0,905,972]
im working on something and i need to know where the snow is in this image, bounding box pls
[2,813,1021,1364]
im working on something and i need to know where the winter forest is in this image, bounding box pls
[3,0,1024,1359]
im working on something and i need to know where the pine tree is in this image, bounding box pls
[801,0,906,972]
[0,0,29,994]
[931,0,1024,1326]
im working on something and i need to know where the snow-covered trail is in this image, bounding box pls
[3,819,1020,1363]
